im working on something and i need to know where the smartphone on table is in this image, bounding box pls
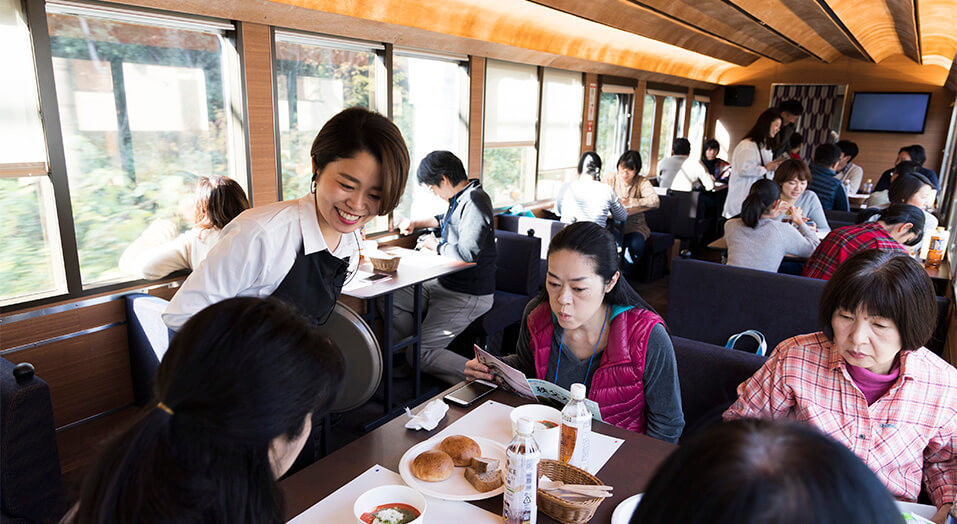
[444,380,498,407]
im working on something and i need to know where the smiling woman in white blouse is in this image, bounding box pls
[722,108,785,219]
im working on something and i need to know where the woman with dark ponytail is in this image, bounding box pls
[67,297,344,524]
[724,179,819,272]
[464,222,684,443]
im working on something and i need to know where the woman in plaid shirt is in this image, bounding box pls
[726,249,955,522]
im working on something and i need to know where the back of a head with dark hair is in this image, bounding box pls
[743,109,782,149]
[673,138,691,156]
[819,249,936,352]
[813,143,842,167]
[195,176,250,230]
[630,419,903,524]
[778,99,804,116]
[741,179,780,228]
[904,144,927,166]
[888,172,933,204]
[416,150,467,187]
[836,140,859,160]
[310,107,410,215]
[788,132,803,150]
[544,221,655,312]
[895,160,921,178]
[578,151,602,180]
[772,158,811,187]
[73,297,345,524]
[857,203,926,246]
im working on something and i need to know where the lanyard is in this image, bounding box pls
[440,193,460,240]
[554,304,610,386]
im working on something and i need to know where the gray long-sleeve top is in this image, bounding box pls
[555,179,628,228]
[770,190,831,233]
[434,179,496,295]
[503,297,684,443]
[725,217,819,272]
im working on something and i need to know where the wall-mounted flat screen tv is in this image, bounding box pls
[847,92,931,133]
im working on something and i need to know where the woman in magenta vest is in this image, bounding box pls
[465,221,684,442]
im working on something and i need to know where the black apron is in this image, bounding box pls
[270,245,349,325]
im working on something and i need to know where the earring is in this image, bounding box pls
[311,175,317,194]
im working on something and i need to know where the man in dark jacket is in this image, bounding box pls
[773,99,804,159]
[394,151,496,384]
[807,143,849,211]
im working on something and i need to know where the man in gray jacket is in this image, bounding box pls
[395,151,496,384]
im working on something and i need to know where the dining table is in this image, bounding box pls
[282,386,678,523]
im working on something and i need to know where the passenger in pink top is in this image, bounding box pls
[726,249,956,523]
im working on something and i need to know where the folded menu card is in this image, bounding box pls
[287,464,500,523]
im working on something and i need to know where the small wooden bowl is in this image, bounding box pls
[369,254,400,272]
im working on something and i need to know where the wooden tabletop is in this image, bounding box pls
[282,387,677,523]
[343,247,474,299]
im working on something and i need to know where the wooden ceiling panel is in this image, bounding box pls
[530,0,759,66]
[820,0,907,62]
[918,0,957,71]
[724,0,845,62]
[881,0,921,62]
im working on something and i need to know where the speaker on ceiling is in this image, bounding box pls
[724,85,755,107]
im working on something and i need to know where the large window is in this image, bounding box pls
[537,69,583,199]
[0,0,68,306]
[483,60,539,206]
[688,99,709,159]
[45,3,244,287]
[595,85,633,180]
[638,94,656,175]
[274,31,380,202]
[391,50,469,223]
[657,96,678,163]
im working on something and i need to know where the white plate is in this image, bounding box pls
[611,493,643,524]
[398,436,507,501]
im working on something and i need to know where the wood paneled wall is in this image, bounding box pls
[709,56,954,180]
[240,22,279,206]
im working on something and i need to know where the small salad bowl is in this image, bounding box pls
[353,484,426,524]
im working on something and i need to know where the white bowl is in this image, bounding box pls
[509,404,562,460]
[353,485,426,524]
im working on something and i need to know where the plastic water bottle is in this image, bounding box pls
[862,179,873,194]
[504,417,540,524]
[559,383,592,470]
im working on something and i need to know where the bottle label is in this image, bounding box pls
[504,448,539,524]
[559,411,591,469]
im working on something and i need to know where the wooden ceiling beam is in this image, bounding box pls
[881,0,923,63]
[916,0,957,73]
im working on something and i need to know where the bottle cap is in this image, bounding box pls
[570,383,586,400]
[517,417,534,436]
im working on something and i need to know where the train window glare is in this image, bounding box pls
[1,0,46,170]
[483,60,539,207]
[638,94,656,175]
[537,68,584,200]
[595,89,633,181]
[391,53,469,225]
[274,33,378,202]
[46,8,241,286]
[657,96,678,163]
[689,100,709,159]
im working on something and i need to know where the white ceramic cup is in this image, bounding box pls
[353,484,426,524]
[509,404,562,460]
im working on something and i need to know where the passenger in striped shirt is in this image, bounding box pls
[556,151,627,228]
[726,250,956,522]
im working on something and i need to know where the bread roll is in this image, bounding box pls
[464,467,503,492]
[470,456,500,474]
[438,435,481,467]
[411,450,454,481]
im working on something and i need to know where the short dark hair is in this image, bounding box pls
[778,99,804,116]
[836,140,859,160]
[813,143,842,167]
[417,150,467,187]
[673,138,691,156]
[703,138,720,153]
[578,151,602,180]
[194,176,250,230]
[819,249,936,351]
[310,107,410,215]
[903,144,927,166]
[888,172,933,204]
[895,160,921,178]
[73,297,345,523]
[631,419,901,524]
[857,203,926,246]
[773,158,811,186]
[788,132,803,150]
[741,179,780,228]
[743,109,782,149]
[617,150,642,173]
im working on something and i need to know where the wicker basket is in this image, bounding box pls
[369,254,400,272]
[536,459,606,523]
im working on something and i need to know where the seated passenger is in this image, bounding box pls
[119,176,249,280]
[787,131,803,160]
[464,222,685,443]
[700,138,730,181]
[66,297,345,523]
[658,138,713,192]
[631,419,903,524]
[802,204,924,280]
[607,150,659,274]
[806,143,849,212]
[726,250,956,521]
[863,173,939,256]
[724,179,818,273]
[867,160,920,207]
[771,158,829,233]
[836,139,863,194]
[394,151,495,385]
[875,144,940,192]
[556,151,627,228]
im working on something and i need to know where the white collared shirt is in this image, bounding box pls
[162,194,358,330]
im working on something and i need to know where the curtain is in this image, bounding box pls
[771,84,838,161]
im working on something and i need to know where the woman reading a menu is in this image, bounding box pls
[464,221,684,443]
